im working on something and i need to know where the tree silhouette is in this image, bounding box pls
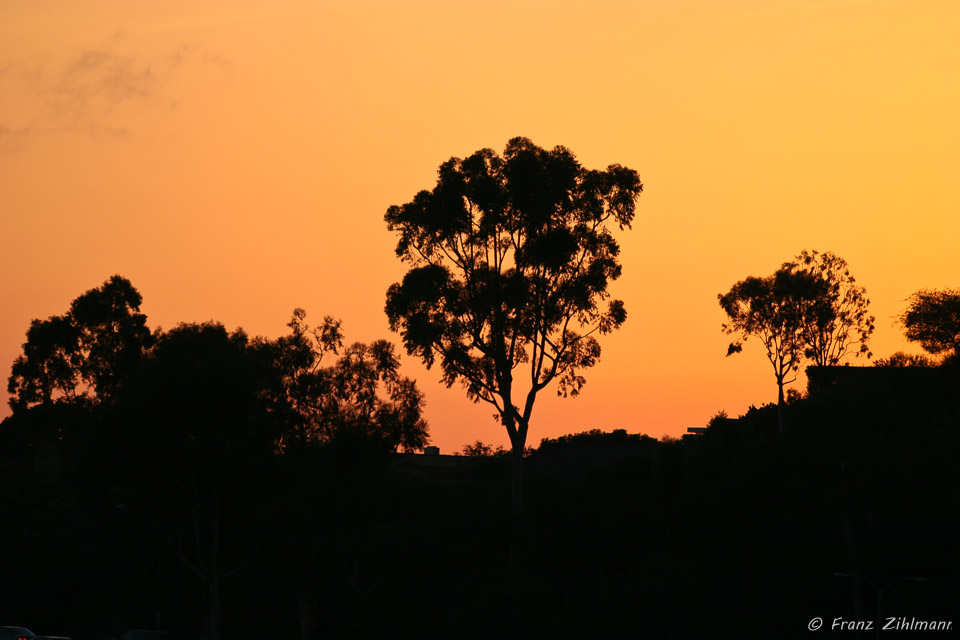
[384,137,642,516]
[112,321,276,640]
[873,351,936,368]
[719,267,828,431]
[7,275,153,411]
[460,439,506,456]
[899,288,960,363]
[252,310,428,639]
[259,309,429,453]
[782,249,875,365]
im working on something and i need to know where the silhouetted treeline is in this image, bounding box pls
[3,276,960,638]
[4,368,960,637]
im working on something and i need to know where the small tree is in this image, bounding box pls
[719,267,828,431]
[899,288,960,363]
[256,310,428,638]
[384,137,642,515]
[782,250,875,366]
[261,309,429,453]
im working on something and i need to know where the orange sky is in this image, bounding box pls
[2,0,958,453]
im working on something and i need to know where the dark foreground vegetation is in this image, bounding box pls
[2,359,959,638]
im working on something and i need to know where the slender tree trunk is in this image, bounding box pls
[508,437,525,625]
[776,378,786,433]
[502,404,527,622]
[511,440,524,516]
[209,577,220,640]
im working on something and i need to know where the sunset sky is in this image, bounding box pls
[2,0,958,453]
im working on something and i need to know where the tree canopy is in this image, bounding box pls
[781,249,874,366]
[384,136,642,509]
[719,266,829,429]
[259,309,429,453]
[720,250,876,425]
[7,275,153,411]
[899,288,960,363]
[109,321,277,640]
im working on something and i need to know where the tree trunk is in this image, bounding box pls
[508,438,524,621]
[209,577,220,640]
[776,379,786,433]
[511,440,524,516]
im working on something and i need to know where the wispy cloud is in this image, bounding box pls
[0,30,230,152]
[0,123,33,153]
[46,49,158,133]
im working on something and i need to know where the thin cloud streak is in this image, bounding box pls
[0,123,33,153]
[0,32,230,152]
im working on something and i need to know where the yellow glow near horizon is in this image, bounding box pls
[2,1,958,452]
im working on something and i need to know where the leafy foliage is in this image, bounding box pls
[110,321,277,640]
[719,267,829,403]
[873,351,936,368]
[7,275,153,410]
[124,321,276,458]
[260,309,429,453]
[460,440,507,457]
[782,249,874,365]
[384,137,642,454]
[536,428,659,456]
[719,250,876,414]
[899,288,960,360]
